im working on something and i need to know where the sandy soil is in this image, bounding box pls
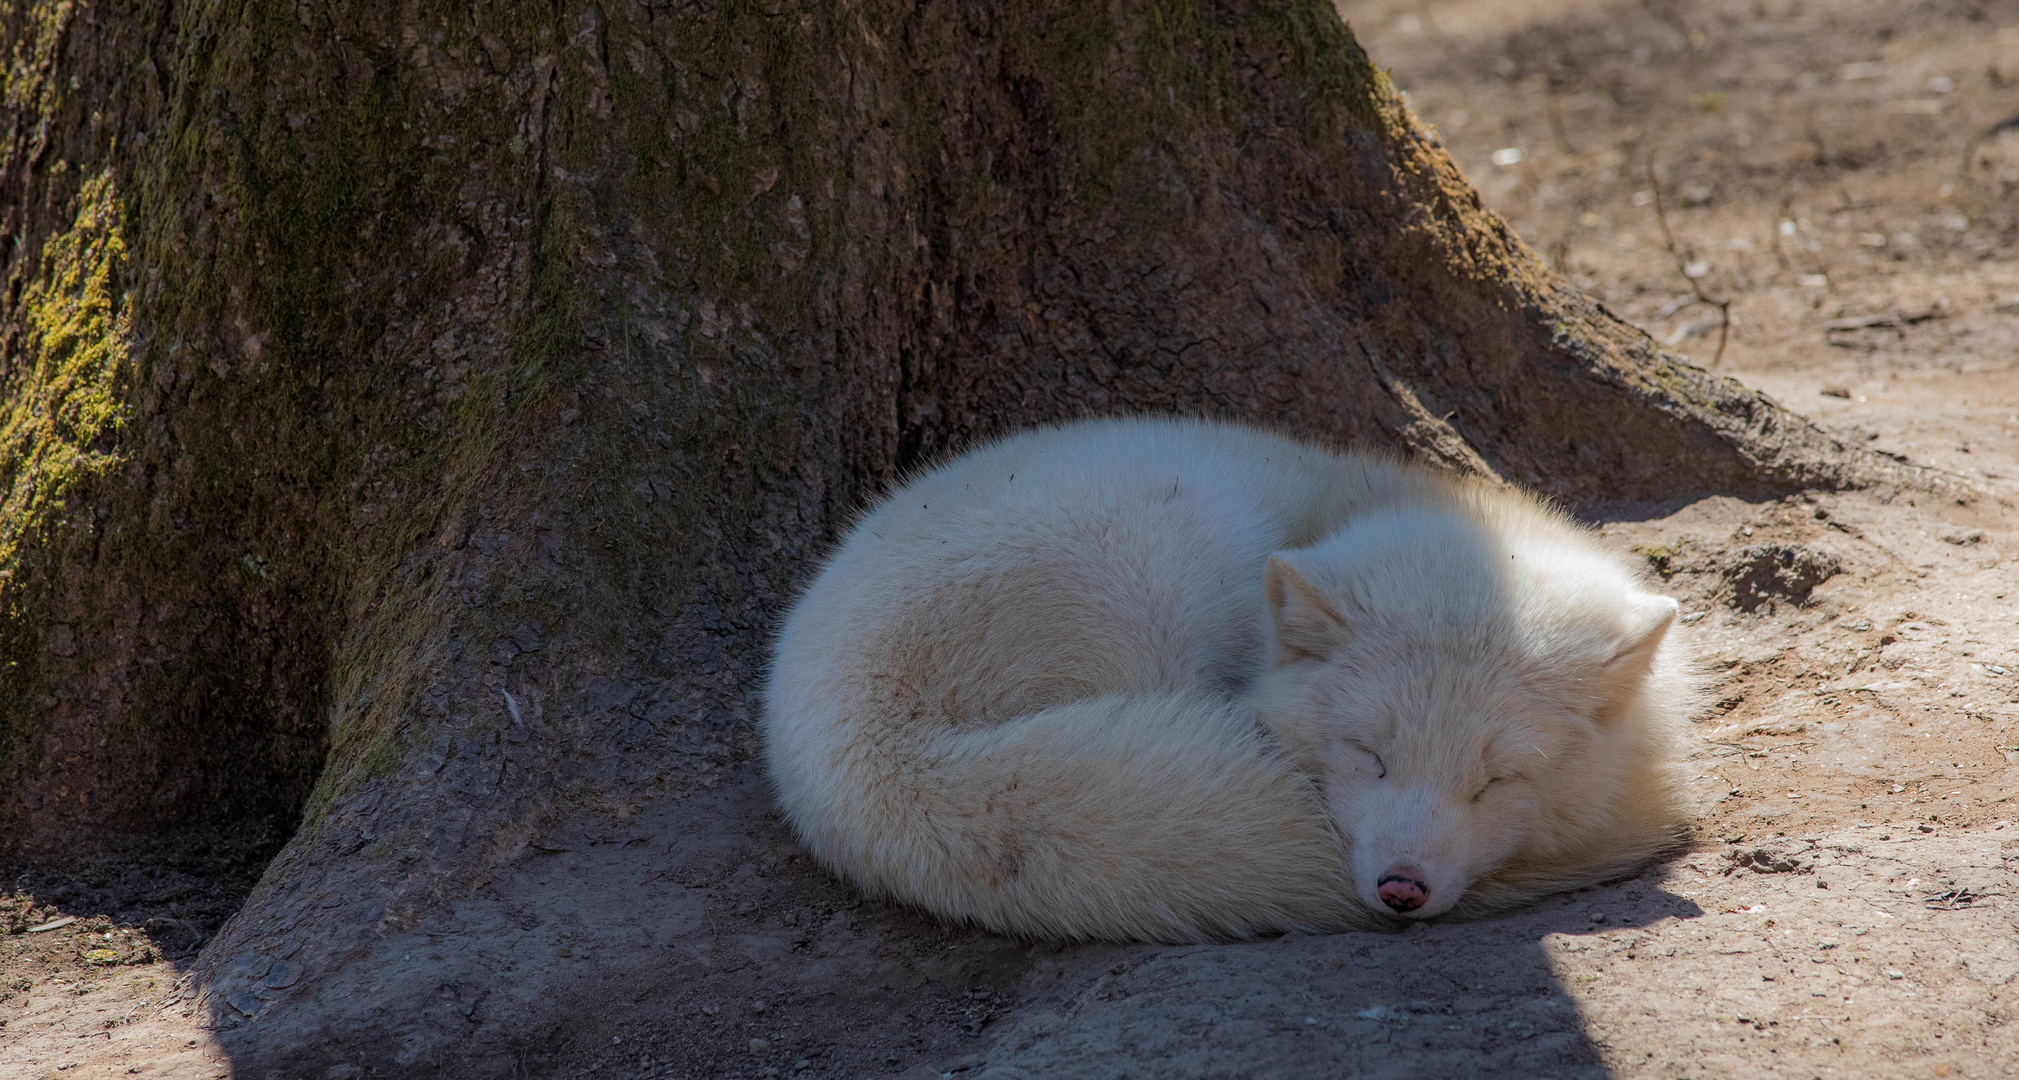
[4,0,2018,1077]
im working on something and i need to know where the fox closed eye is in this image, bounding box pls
[1348,743,1386,779]
[1472,775,1521,802]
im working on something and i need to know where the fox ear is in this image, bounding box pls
[1264,554,1347,667]
[1593,592,1679,723]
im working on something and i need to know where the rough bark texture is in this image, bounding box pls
[0,0,1912,1073]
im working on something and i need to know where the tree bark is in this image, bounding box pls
[0,0,1914,1072]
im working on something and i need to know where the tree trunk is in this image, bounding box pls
[0,0,1908,1072]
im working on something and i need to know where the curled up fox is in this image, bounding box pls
[763,418,1695,942]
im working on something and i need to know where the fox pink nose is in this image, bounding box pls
[1377,868,1430,913]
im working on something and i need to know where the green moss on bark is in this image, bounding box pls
[0,168,131,778]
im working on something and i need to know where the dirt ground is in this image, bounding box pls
[4,0,2018,1076]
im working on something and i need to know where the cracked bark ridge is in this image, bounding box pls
[0,0,1915,1073]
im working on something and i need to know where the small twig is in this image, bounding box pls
[1646,161,1733,366]
[1824,308,1943,334]
[1925,886,2000,911]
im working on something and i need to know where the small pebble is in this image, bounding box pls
[1885,969,1906,980]
[750,1037,771,1053]
[1590,912,1608,924]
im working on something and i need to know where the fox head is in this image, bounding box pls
[1250,504,1688,922]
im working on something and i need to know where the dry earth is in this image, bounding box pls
[5,0,2019,1076]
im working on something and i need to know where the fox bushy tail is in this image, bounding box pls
[776,692,1365,942]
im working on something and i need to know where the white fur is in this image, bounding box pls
[764,417,1693,942]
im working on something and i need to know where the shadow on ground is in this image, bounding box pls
[950,882,1702,1080]
[2,817,289,975]
[181,760,1696,1079]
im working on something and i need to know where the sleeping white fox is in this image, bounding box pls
[764,418,1694,942]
